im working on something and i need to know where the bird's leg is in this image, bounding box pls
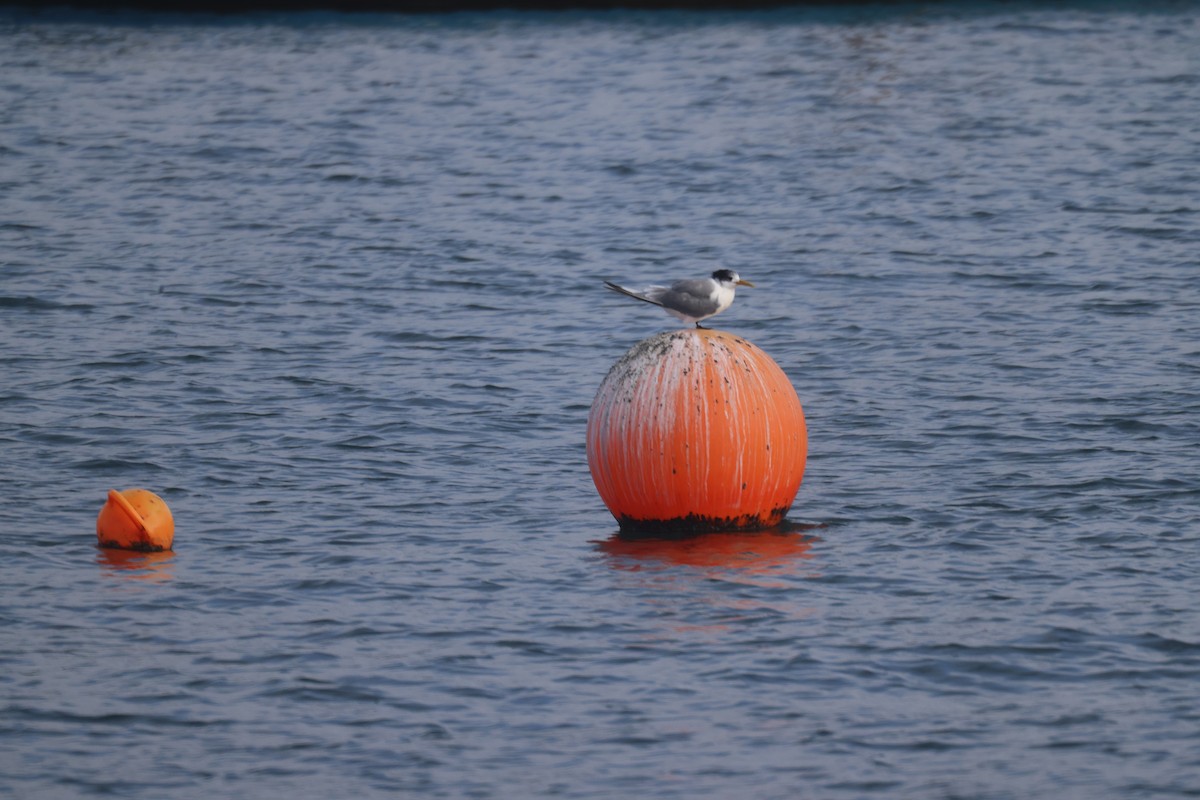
[695,322,706,329]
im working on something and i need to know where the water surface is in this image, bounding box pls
[2,4,1199,798]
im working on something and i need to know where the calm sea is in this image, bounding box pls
[2,3,1199,798]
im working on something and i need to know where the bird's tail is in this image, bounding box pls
[604,281,664,307]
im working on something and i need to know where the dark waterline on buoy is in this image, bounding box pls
[612,514,824,538]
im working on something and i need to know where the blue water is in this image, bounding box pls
[2,3,1199,797]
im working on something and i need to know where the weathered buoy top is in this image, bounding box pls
[603,269,755,327]
[587,328,807,535]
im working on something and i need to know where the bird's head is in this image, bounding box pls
[712,269,755,288]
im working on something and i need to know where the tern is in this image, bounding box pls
[604,269,755,328]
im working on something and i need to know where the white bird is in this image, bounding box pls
[604,269,755,328]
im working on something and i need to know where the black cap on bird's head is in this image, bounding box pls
[712,269,755,288]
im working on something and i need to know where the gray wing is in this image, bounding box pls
[657,278,718,318]
[605,281,666,307]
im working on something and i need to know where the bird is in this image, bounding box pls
[604,269,755,328]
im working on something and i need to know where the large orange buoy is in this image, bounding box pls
[96,488,174,551]
[587,329,807,535]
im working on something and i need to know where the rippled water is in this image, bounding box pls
[2,3,1199,798]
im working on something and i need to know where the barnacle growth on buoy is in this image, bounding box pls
[96,488,175,552]
[587,329,807,536]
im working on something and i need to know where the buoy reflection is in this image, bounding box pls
[598,525,821,579]
[96,547,175,581]
[597,526,823,635]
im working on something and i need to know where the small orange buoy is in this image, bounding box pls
[587,329,807,535]
[96,488,175,551]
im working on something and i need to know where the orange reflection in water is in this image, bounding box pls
[598,525,822,579]
[96,547,175,581]
[597,526,824,635]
